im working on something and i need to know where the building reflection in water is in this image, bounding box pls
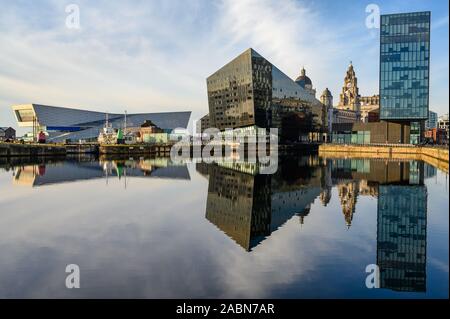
[199,155,433,292]
[197,155,323,251]
[2,154,434,293]
[324,158,428,292]
[377,183,427,292]
[7,157,190,187]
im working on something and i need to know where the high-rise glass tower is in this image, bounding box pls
[379,11,431,144]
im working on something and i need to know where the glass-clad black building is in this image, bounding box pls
[380,12,431,144]
[206,48,325,142]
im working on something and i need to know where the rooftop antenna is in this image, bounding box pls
[104,111,110,131]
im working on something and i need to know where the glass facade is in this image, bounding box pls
[206,48,323,142]
[410,121,422,145]
[332,133,352,144]
[332,130,370,144]
[380,12,430,121]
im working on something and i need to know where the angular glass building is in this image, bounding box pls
[380,11,431,144]
[206,48,325,142]
[12,104,191,142]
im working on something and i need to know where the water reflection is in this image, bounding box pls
[377,184,427,292]
[196,156,323,251]
[7,157,190,187]
[198,156,433,293]
[0,154,446,298]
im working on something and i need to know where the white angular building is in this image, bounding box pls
[12,104,191,142]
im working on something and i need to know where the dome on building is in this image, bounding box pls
[295,67,312,88]
[321,87,332,97]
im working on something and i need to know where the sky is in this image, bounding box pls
[0,0,448,134]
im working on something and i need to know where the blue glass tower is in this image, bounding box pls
[380,12,431,144]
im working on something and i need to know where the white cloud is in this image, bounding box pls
[0,0,448,134]
[0,0,356,131]
[218,0,388,98]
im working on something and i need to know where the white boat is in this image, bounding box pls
[98,114,117,144]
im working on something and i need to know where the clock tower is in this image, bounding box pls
[338,62,361,112]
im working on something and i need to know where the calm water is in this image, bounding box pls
[0,154,448,298]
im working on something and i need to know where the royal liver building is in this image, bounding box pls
[335,62,379,123]
[338,62,361,112]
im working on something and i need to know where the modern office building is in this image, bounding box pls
[196,114,210,134]
[380,11,431,144]
[332,11,431,145]
[425,110,438,129]
[332,120,416,144]
[206,48,325,142]
[12,104,191,143]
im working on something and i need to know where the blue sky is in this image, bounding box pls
[0,0,448,133]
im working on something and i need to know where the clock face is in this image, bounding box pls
[346,82,352,88]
